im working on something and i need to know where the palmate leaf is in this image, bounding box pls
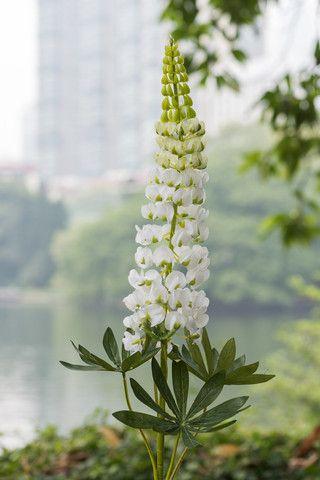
[61,326,159,375]
[181,332,275,386]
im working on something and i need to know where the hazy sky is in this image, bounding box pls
[0,0,37,161]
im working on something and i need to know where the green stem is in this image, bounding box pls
[165,432,181,480]
[122,373,158,480]
[156,341,168,479]
[168,447,188,480]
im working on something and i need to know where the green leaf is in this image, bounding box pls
[195,419,237,433]
[78,345,116,371]
[217,338,236,371]
[226,362,259,381]
[201,328,215,375]
[60,361,104,372]
[180,345,205,380]
[190,396,249,428]
[122,343,130,362]
[187,371,225,419]
[130,379,173,419]
[70,341,95,365]
[182,428,201,449]
[186,336,207,375]
[172,361,189,416]
[152,358,180,418]
[113,410,176,433]
[103,327,121,367]
[229,354,246,372]
[227,374,275,385]
[122,348,160,372]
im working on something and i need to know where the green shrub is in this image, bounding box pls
[1,417,319,479]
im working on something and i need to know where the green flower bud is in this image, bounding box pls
[162,97,170,110]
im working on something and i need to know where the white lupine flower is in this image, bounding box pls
[188,245,210,270]
[192,187,206,205]
[148,283,168,304]
[186,313,209,333]
[135,224,164,245]
[160,168,181,187]
[173,188,193,206]
[123,330,143,353]
[153,246,175,267]
[178,205,207,220]
[142,203,174,222]
[171,228,192,247]
[175,246,192,266]
[145,184,175,202]
[139,303,166,326]
[128,269,162,289]
[154,203,174,222]
[123,289,146,311]
[186,268,210,288]
[196,222,209,242]
[165,271,187,291]
[168,288,190,310]
[165,311,185,331]
[135,246,153,269]
[123,312,141,330]
[128,269,144,288]
[141,203,155,220]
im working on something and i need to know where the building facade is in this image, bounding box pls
[38,0,166,178]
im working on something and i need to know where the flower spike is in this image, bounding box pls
[122,39,210,353]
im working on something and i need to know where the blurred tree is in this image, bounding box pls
[251,319,320,434]
[161,0,320,246]
[53,125,320,309]
[0,182,67,288]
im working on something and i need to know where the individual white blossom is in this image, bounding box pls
[135,247,153,269]
[123,330,143,353]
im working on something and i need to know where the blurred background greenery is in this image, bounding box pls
[0,0,319,477]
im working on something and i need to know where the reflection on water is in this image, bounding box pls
[0,303,294,448]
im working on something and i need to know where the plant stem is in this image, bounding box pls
[165,432,181,480]
[122,373,158,480]
[156,341,168,479]
[168,447,188,480]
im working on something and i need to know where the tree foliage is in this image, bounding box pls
[161,1,320,246]
[53,126,320,309]
[0,182,67,287]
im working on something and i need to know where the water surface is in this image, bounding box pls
[0,303,294,448]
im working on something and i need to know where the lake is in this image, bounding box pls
[0,302,296,448]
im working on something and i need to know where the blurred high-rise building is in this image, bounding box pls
[37,0,317,178]
[38,0,165,178]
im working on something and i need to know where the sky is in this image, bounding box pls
[0,0,37,162]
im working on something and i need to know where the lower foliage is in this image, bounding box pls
[1,420,319,480]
